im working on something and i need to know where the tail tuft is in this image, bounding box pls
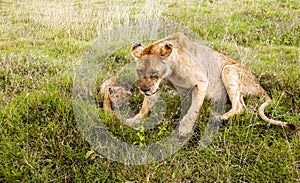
[285,123,297,131]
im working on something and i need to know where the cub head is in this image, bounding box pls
[131,41,174,96]
[109,86,132,109]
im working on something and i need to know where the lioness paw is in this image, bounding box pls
[125,118,137,124]
[178,121,194,136]
[212,116,225,125]
[178,125,193,136]
[125,115,142,126]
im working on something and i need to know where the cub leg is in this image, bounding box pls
[103,87,112,111]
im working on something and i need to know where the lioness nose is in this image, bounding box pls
[140,87,150,93]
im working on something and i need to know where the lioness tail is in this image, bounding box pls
[258,93,296,131]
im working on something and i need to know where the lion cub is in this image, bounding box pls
[100,76,132,111]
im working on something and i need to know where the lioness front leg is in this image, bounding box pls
[125,90,161,125]
[179,82,208,136]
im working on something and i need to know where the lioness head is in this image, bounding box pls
[131,41,174,96]
[109,86,132,109]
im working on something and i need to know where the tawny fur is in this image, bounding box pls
[100,76,131,111]
[126,32,296,135]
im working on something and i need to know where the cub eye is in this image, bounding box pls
[137,70,142,76]
[151,71,158,77]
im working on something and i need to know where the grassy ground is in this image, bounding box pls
[1,0,299,182]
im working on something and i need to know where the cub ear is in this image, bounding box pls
[131,42,143,58]
[108,87,114,94]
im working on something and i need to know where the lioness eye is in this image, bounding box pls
[151,71,158,77]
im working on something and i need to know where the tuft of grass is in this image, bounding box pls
[1,0,299,182]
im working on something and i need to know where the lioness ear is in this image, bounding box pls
[159,42,174,63]
[131,42,143,58]
[160,42,173,57]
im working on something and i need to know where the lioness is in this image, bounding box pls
[100,76,132,111]
[126,32,296,136]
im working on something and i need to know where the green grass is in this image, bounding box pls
[1,0,299,182]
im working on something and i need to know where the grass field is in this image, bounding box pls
[1,0,299,182]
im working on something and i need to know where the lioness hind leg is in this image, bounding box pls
[218,65,262,121]
[219,64,297,131]
[217,66,245,121]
